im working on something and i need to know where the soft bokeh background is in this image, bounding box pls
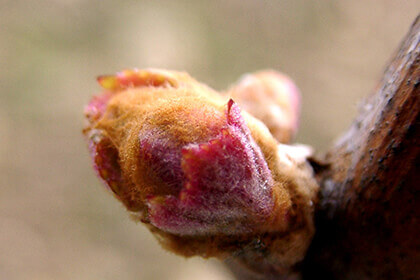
[1,1,418,279]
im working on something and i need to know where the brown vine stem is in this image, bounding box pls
[227,13,419,280]
[302,14,419,280]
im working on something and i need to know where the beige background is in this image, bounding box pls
[1,1,418,279]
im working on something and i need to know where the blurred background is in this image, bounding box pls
[0,1,418,279]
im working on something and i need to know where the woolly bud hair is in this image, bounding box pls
[84,69,318,274]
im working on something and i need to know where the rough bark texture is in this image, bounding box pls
[302,15,420,280]
[226,15,420,280]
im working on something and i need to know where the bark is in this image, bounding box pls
[227,14,420,280]
[302,15,420,280]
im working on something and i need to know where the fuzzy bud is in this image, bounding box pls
[83,69,318,274]
[228,70,301,143]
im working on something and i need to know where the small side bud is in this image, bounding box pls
[228,70,301,143]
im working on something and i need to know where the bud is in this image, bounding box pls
[228,70,301,143]
[83,69,318,274]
